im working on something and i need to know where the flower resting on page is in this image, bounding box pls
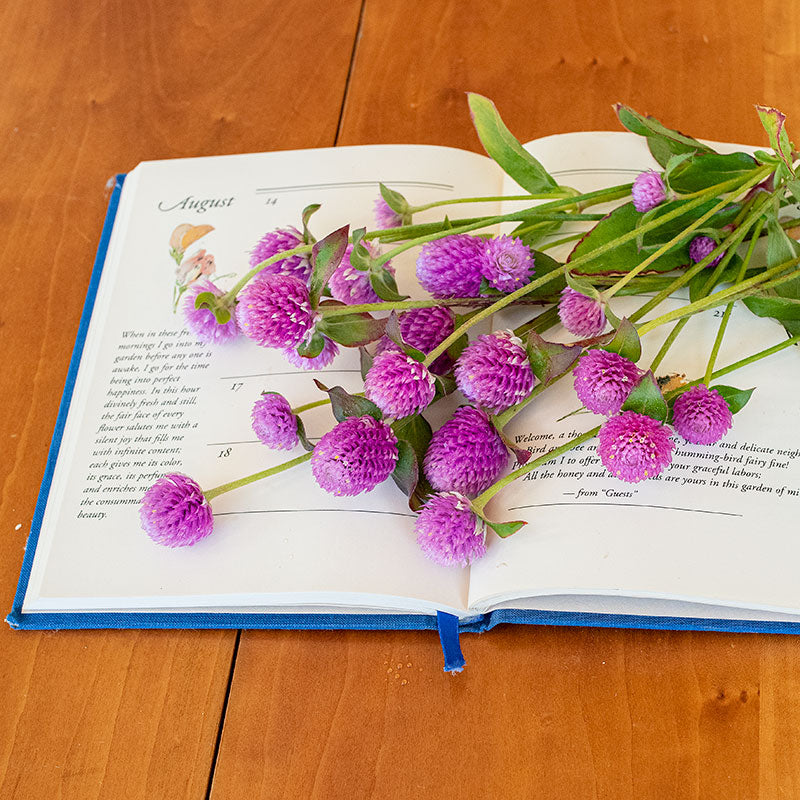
[251,393,299,450]
[139,473,214,547]
[672,384,732,445]
[249,227,311,282]
[328,243,395,305]
[573,349,642,416]
[415,492,486,567]
[597,411,674,482]
[182,279,239,344]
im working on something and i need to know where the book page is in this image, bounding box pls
[23,144,503,617]
[469,132,800,616]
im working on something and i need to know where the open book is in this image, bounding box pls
[10,131,800,636]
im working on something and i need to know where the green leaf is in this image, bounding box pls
[369,266,408,302]
[294,416,315,452]
[390,440,419,497]
[213,306,231,325]
[313,381,382,422]
[408,473,435,513]
[379,183,409,214]
[433,373,457,401]
[467,93,559,193]
[348,227,371,271]
[515,219,562,249]
[712,384,755,415]
[767,215,800,271]
[309,225,349,308]
[526,249,566,297]
[485,518,527,539]
[384,312,426,361]
[755,105,795,175]
[391,414,433,467]
[614,104,715,165]
[742,293,800,321]
[667,152,759,194]
[526,332,582,384]
[600,317,641,362]
[194,291,216,310]
[301,204,321,245]
[359,346,373,381]
[316,308,386,347]
[564,270,600,300]
[639,199,740,249]
[787,179,800,205]
[620,370,668,422]
[296,331,325,359]
[688,254,743,302]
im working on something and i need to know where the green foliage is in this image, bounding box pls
[485,518,527,538]
[301,204,321,244]
[755,105,795,176]
[621,371,668,422]
[525,332,582,384]
[316,306,386,346]
[600,317,642,362]
[379,182,410,214]
[296,331,325,359]
[712,384,755,415]
[313,381,383,423]
[309,225,349,308]
[667,152,759,194]
[390,440,419,497]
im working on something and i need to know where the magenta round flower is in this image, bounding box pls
[689,235,723,267]
[139,473,213,547]
[251,393,298,450]
[416,234,485,298]
[282,335,339,371]
[558,287,607,337]
[182,279,239,344]
[249,227,311,282]
[237,273,318,349]
[415,492,486,568]
[311,416,399,496]
[328,243,394,305]
[632,170,667,212]
[424,407,509,496]
[573,349,642,415]
[374,197,404,229]
[364,351,436,418]
[597,411,675,482]
[482,235,534,292]
[672,384,732,445]
[454,331,534,414]
[375,306,456,374]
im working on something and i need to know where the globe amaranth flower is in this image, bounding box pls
[373,197,404,229]
[328,242,394,305]
[311,415,399,496]
[251,393,298,450]
[424,406,509,496]
[597,411,675,482]
[139,473,214,547]
[415,492,486,568]
[282,335,339,371]
[689,235,723,267]
[558,287,607,338]
[454,331,534,414]
[375,306,456,374]
[416,234,485,298]
[249,227,311,282]
[182,279,239,344]
[364,350,436,418]
[672,384,732,445]
[237,273,318,349]
[481,235,534,292]
[573,349,642,415]
[632,170,667,212]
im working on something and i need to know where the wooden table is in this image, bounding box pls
[3,1,800,797]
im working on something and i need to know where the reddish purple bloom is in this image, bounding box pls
[597,411,674,482]
[416,234,485,298]
[573,350,642,415]
[424,406,509,496]
[632,170,667,212]
[249,227,311,282]
[672,384,732,445]
[182,279,239,344]
[558,287,607,337]
[328,242,394,305]
[454,331,534,414]
[311,416,399,496]
[283,336,339,371]
[375,306,456,374]
[364,351,436,418]
[251,393,298,450]
[689,235,723,267]
[139,473,214,547]
[374,197,404,229]
[415,492,486,568]
[482,235,534,292]
[237,273,318,349]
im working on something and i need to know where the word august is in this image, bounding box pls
[158,195,235,214]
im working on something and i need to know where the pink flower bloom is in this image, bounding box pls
[282,336,339,371]
[139,473,213,547]
[374,197,404,229]
[415,492,486,567]
[176,249,216,283]
[249,227,311,282]
[481,235,534,292]
[631,170,667,213]
[689,235,723,267]
[416,234,485,298]
[558,287,606,337]
[364,351,436,418]
[597,411,674,482]
[328,242,394,305]
[573,350,641,415]
[182,279,239,345]
[672,384,732,445]
[251,393,298,450]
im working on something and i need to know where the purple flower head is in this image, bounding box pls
[424,406,509,496]
[282,335,339,371]
[249,227,311,282]
[251,393,298,450]
[632,170,667,213]
[182,279,239,344]
[311,415,398,496]
[573,349,642,415]
[481,235,534,292]
[672,384,732,445]
[558,287,607,338]
[364,351,436,418]
[597,411,675,483]
[328,242,394,305]
[416,234,485,298]
[689,235,723,267]
[454,331,534,414]
[415,492,486,568]
[375,306,456,374]
[374,197,404,229]
[237,273,318,349]
[139,473,213,547]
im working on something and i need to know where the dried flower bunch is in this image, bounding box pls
[141,95,800,567]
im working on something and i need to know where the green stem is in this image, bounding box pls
[649,318,690,372]
[538,232,586,251]
[205,452,313,501]
[407,193,569,214]
[319,295,546,319]
[220,245,312,305]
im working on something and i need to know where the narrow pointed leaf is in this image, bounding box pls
[295,416,315,452]
[379,183,410,214]
[313,381,382,422]
[755,105,795,175]
[316,310,386,347]
[301,204,321,244]
[485,518,527,538]
[600,317,642,362]
[620,370,668,421]
[712,384,755,415]
[309,225,349,308]
[390,440,419,497]
[526,331,582,384]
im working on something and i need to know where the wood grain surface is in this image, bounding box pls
[3,1,800,798]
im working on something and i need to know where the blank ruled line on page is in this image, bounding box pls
[508,502,743,517]
[213,508,416,519]
[255,179,454,194]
